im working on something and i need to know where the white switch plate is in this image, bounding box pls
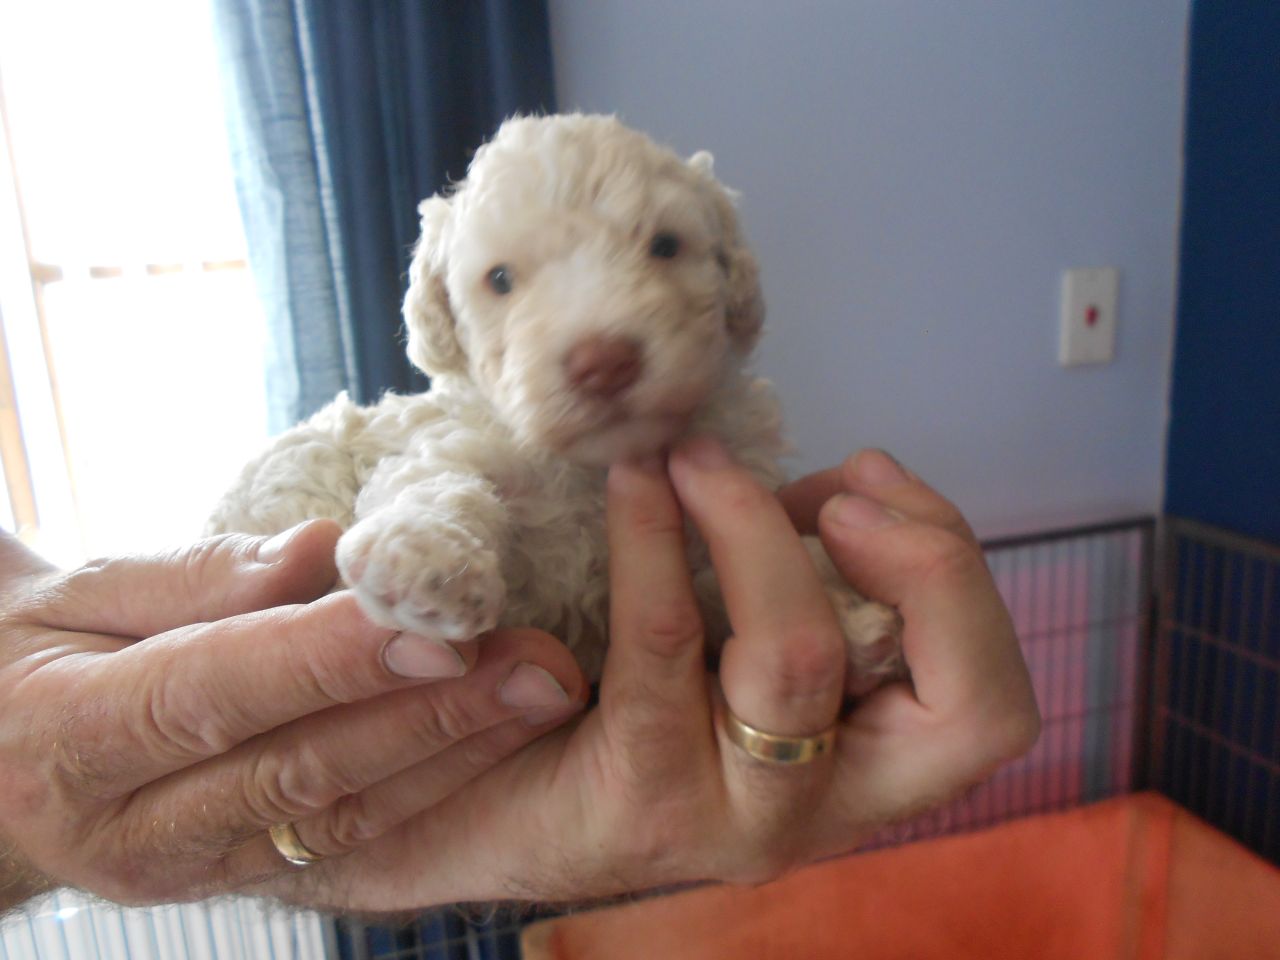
[1059,267,1118,366]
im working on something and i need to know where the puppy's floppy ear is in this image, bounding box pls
[404,195,468,376]
[690,155,764,351]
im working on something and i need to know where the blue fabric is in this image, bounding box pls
[214,0,556,430]
[1164,1,1280,543]
[213,0,354,432]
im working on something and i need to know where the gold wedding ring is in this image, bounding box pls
[721,706,838,765]
[269,822,324,867]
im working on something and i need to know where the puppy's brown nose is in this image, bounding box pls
[564,335,643,398]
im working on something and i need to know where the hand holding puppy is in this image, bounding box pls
[243,442,1039,911]
[0,524,584,912]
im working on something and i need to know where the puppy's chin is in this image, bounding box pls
[557,414,690,466]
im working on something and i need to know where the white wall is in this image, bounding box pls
[549,1,1187,536]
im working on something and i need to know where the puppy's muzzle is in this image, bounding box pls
[564,335,644,399]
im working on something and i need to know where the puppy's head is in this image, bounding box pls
[404,114,763,464]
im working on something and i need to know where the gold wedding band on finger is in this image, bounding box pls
[721,707,838,765]
[269,822,324,867]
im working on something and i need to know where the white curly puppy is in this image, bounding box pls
[208,113,901,690]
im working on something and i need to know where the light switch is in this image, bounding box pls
[1059,267,1118,367]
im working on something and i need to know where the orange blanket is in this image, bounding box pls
[522,793,1280,959]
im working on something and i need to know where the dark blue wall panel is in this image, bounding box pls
[1164,2,1280,543]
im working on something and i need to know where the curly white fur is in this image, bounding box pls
[208,114,902,689]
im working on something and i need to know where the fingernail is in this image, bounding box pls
[855,449,910,486]
[257,522,307,564]
[829,494,902,530]
[679,435,732,470]
[383,634,468,679]
[499,662,570,711]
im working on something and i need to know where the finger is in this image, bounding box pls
[776,467,844,536]
[24,520,343,638]
[817,494,1036,723]
[840,450,977,546]
[669,437,844,738]
[599,456,712,781]
[126,628,584,882]
[60,593,483,796]
[230,714,578,890]
[779,451,977,548]
[808,658,1040,863]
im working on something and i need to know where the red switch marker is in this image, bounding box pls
[1085,305,1100,327]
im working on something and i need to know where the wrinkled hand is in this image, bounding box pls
[252,441,1040,912]
[0,522,585,910]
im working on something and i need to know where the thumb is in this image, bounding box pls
[26,520,342,639]
[817,494,1031,719]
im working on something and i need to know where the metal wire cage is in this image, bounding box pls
[1149,516,1280,865]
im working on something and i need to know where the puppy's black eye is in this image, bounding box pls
[487,265,513,295]
[650,232,680,259]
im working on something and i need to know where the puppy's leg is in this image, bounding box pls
[337,466,509,642]
[802,538,906,697]
[206,433,360,537]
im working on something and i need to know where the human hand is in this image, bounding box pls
[0,521,585,912]
[256,441,1038,911]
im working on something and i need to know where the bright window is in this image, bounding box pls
[0,0,270,567]
[0,2,334,953]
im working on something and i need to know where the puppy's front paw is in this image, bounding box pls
[336,517,505,642]
[829,588,906,698]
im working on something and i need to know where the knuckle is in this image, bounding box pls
[179,535,242,599]
[323,792,383,850]
[457,728,516,771]
[289,632,368,708]
[243,741,354,823]
[280,600,386,705]
[142,668,237,761]
[633,598,705,657]
[403,692,480,746]
[298,654,353,706]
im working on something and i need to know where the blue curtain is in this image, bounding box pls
[213,0,556,432]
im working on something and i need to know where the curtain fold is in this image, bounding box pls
[213,0,353,432]
[214,0,556,430]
